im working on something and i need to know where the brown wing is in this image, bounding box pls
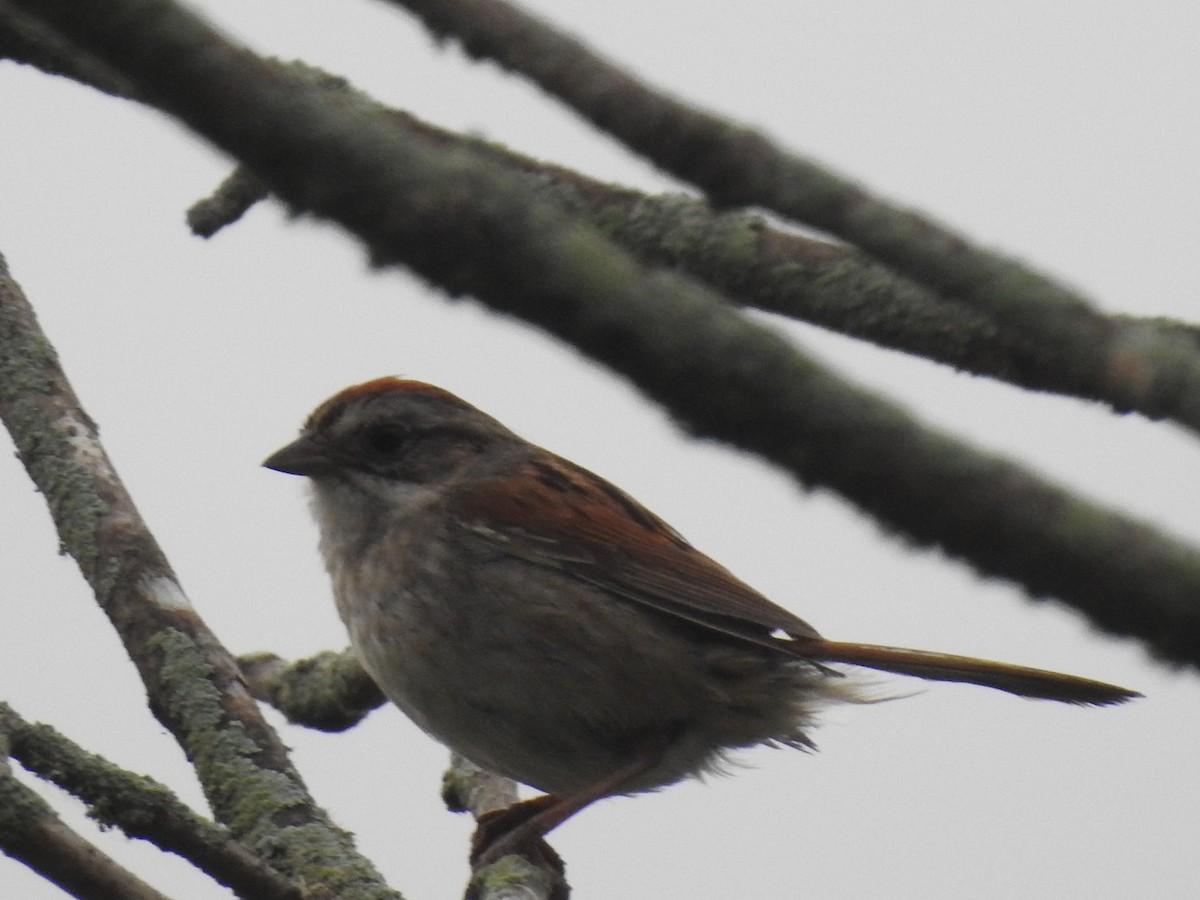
[451,454,1140,707]
[450,455,822,653]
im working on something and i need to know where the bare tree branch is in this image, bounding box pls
[442,756,565,900]
[10,0,1195,441]
[0,754,171,900]
[382,0,1200,431]
[238,650,385,732]
[0,702,302,900]
[187,166,269,236]
[0,252,399,897]
[190,86,1200,435]
[14,0,1199,672]
[443,755,520,821]
[0,0,136,97]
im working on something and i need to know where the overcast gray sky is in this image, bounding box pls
[2,2,1197,898]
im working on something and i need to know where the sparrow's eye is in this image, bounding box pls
[358,423,410,457]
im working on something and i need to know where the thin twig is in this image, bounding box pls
[443,756,565,900]
[442,754,519,819]
[187,166,269,236]
[237,650,385,732]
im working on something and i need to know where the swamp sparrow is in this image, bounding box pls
[264,378,1137,861]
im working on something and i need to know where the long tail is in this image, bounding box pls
[800,640,1140,706]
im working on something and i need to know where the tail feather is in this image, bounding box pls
[803,640,1140,706]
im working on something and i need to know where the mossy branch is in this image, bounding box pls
[386,0,1200,430]
[0,254,399,897]
[0,702,301,900]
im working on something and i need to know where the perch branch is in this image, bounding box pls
[0,250,397,897]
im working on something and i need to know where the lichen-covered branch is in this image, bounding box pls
[0,253,399,897]
[442,754,519,821]
[382,0,1200,431]
[192,91,1200,435]
[0,751,170,900]
[15,0,1200,673]
[187,166,269,237]
[0,702,301,900]
[442,756,565,900]
[0,0,136,97]
[238,650,385,732]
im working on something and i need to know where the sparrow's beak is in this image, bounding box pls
[262,435,335,477]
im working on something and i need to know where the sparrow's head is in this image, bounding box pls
[264,377,520,497]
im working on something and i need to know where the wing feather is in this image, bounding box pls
[449,456,1139,706]
[451,457,821,652]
